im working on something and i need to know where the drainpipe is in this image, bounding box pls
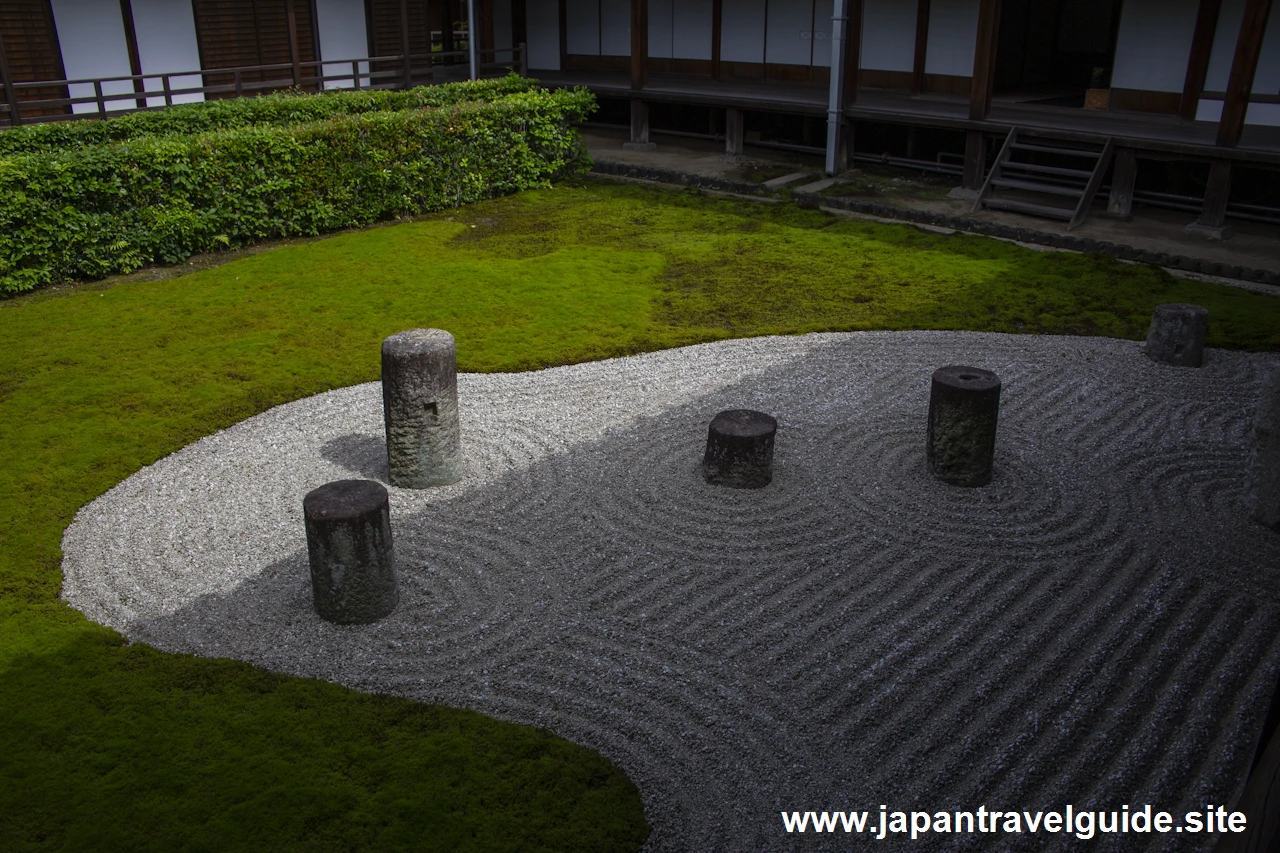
[468,0,478,80]
[826,0,849,175]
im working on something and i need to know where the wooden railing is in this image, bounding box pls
[0,44,527,128]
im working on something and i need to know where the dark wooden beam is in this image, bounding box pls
[479,0,495,58]
[1216,0,1273,147]
[1195,158,1233,230]
[1181,0,1223,121]
[118,0,146,109]
[968,0,1001,121]
[1106,147,1137,219]
[631,0,648,90]
[912,0,931,96]
[400,0,412,87]
[512,0,527,51]
[712,0,722,80]
[845,0,863,107]
[0,29,18,127]
[962,130,987,190]
[285,0,302,87]
[557,0,567,72]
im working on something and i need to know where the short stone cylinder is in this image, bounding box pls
[1145,303,1209,367]
[927,366,1001,487]
[702,409,777,489]
[1248,364,1280,531]
[382,329,463,488]
[303,479,398,624]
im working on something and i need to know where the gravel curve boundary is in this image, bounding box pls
[62,331,1280,852]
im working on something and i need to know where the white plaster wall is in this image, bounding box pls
[1194,0,1280,127]
[766,0,814,66]
[1110,0,1198,92]
[649,0,674,58]
[923,0,977,77]
[315,0,369,89]
[49,0,135,113]
[721,0,767,63]
[860,0,916,72]
[601,0,630,55]
[565,0,601,54]
[1204,0,1280,94]
[811,0,834,68]
[673,0,714,60]
[526,0,561,69]
[131,0,204,105]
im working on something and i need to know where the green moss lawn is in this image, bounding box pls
[2,179,1277,851]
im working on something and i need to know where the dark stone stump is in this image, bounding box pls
[927,366,1001,487]
[703,409,777,489]
[1145,303,1209,367]
[303,479,398,624]
[382,329,463,488]
[1249,364,1280,531]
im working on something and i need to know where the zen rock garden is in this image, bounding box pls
[302,307,1278,624]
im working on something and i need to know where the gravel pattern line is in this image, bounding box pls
[62,331,1280,852]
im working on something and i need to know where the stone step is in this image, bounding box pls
[761,171,816,189]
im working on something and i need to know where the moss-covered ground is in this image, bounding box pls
[2,179,1277,851]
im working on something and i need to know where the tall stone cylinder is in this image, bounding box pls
[303,479,398,624]
[1145,303,1209,367]
[927,365,1001,487]
[1248,364,1280,531]
[702,409,778,489]
[382,329,463,488]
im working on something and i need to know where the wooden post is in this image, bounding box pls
[1216,0,1274,148]
[285,0,302,88]
[912,0,931,96]
[962,131,987,190]
[626,98,654,148]
[512,0,527,54]
[118,0,146,109]
[478,0,495,66]
[439,0,456,63]
[0,29,20,126]
[712,0,723,80]
[725,107,744,156]
[400,0,413,87]
[557,0,567,71]
[631,0,648,90]
[1188,159,1233,236]
[94,80,106,118]
[969,0,1001,121]
[845,0,862,107]
[1106,148,1136,219]
[1180,0,1223,121]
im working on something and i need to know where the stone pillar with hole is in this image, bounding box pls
[703,409,777,489]
[304,479,398,624]
[1145,304,1209,367]
[927,366,1001,487]
[382,329,463,488]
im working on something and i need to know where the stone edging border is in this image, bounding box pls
[588,160,1280,288]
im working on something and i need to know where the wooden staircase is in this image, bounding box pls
[971,128,1115,230]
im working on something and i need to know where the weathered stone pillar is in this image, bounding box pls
[702,409,777,489]
[1145,303,1209,368]
[927,366,1001,487]
[382,329,463,488]
[1249,364,1280,531]
[303,479,398,624]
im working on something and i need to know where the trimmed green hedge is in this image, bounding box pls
[0,87,595,293]
[0,75,540,155]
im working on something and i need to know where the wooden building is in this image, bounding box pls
[1,1,1278,234]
